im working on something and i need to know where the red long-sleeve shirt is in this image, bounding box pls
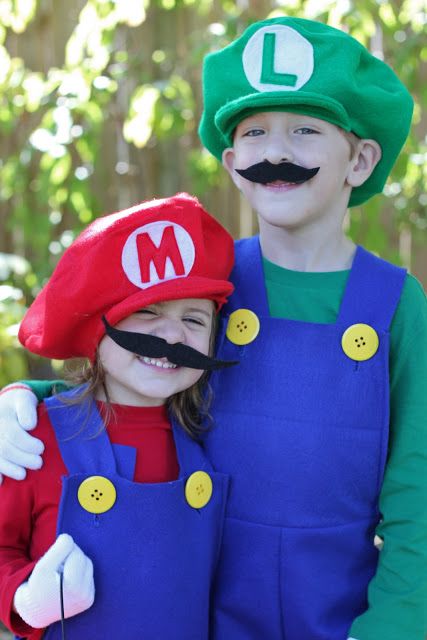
[0,400,179,639]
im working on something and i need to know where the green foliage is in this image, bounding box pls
[0,0,425,384]
[0,253,33,386]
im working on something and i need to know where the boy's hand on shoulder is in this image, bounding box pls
[13,533,95,628]
[0,384,44,483]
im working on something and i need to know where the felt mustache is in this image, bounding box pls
[102,317,238,371]
[235,161,319,184]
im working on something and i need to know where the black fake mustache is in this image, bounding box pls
[102,317,238,371]
[236,161,319,184]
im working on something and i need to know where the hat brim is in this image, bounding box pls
[216,90,351,147]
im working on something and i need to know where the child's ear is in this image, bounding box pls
[222,148,241,189]
[347,139,382,187]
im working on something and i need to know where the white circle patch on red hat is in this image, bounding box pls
[242,25,314,92]
[122,221,196,289]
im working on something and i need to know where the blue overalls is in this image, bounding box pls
[206,237,406,640]
[42,391,229,640]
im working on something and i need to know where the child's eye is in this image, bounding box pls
[183,317,205,327]
[295,127,319,135]
[243,128,265,137]
[137,308,157,316]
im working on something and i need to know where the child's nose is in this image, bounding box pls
[155,318,185,345]
[263,137,294,165]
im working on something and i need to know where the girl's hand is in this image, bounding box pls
[13,533,95,628]
[0,384,43,483]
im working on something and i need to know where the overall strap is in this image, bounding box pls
[45,387,118,476]
[223,236,270,316]
[171,416,214,475]
[337,246,407,330]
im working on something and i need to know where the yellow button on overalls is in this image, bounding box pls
[78,476,117,514]
[185,471,213,509]
[341,323,379,361]
[226,309,260,346]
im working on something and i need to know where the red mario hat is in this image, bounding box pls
[19,193,234,360]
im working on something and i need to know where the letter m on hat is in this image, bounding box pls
[137,226,185,282]
[122,221,196,289]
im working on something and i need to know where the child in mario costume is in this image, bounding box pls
[0,16,426,640]
[0,193,235,640]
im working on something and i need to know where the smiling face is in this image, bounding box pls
[96,298,214,407]
[222,111,380,236]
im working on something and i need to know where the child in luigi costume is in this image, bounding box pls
[0,193,235,639]
[0,16,426,640]
[197,16,427,640]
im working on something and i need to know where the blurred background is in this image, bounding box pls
[0,0,426,392]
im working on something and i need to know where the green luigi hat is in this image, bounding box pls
[199,17,414,206]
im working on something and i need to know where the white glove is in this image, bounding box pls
[0,384,44,483]
[13,533,95,628]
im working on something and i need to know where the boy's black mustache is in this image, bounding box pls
[235,161,319,184]
[102,317,238,371]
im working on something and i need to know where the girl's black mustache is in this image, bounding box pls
[102,317,238,371]
[236,161,319,184]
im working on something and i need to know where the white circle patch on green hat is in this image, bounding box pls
[242,25,314,92]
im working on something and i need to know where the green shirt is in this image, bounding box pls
[23,257,427,640]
